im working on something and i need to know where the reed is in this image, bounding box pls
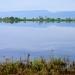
[0,54,75,75]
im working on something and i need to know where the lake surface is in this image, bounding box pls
[0,22,75,60]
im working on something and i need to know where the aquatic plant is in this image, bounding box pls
[0,54,75,75]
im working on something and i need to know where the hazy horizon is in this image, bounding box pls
[0,0,75,12]
[0,10,75,12]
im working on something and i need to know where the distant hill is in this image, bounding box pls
[0,10,75,18]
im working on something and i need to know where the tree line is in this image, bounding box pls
[0,16,75,23]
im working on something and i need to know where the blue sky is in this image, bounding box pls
[0,0,75,12]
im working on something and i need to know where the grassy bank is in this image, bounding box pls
[0,17,75,23]
[0,55,75,75]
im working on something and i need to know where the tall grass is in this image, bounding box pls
[0,54,75,75]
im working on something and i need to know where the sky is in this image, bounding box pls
[0,0,75,12]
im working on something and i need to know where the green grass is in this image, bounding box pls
[0,55,75,75]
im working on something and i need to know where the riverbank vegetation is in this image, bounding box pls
[0,55,75,75]
[0,17,75,23]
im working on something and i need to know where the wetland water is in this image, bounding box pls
[0,22,75,60]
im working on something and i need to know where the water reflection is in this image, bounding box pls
[0,23,75,60]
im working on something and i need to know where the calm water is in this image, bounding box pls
[0,22,75,60]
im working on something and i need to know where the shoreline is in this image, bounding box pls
[0,17,75,23]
